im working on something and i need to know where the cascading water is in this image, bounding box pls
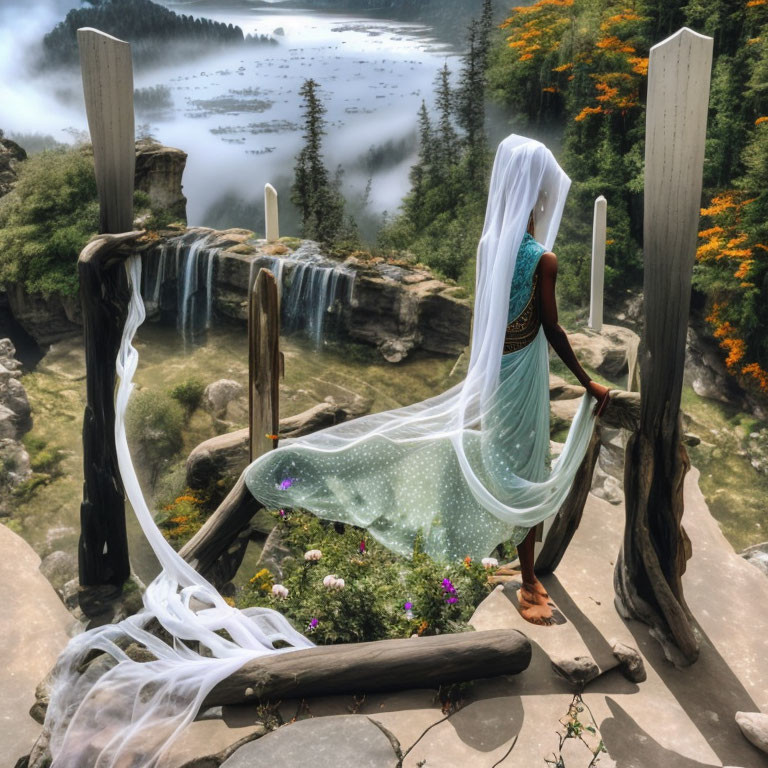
[141,233,220,346]
[143,232,356,350]
[248,246,356,348]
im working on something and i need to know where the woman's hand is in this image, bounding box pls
[586,380,611,417]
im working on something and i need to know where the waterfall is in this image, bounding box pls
[249,247,356,348]
[143,232,355,348]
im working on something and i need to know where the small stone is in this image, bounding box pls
[735,711,768,754]
[550,655,601,686]
[220,715,400,767]
[610,640,647,683]
[244,687,255,697]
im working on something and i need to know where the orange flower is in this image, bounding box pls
[756,116,768,126]
[574,105,603,121]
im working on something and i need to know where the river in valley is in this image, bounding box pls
[3,1,465,234]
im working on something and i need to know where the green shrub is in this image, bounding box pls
[235,509,498,644]
[126,390,184,486]
[0,147,99,298]
[169,378,205,419]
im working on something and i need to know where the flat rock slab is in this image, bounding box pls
[0,523,79,765]
[220,715,399,768]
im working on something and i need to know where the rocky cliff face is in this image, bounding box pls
[0,339,32,517]
[143,227,473,361]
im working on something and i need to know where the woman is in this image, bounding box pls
[41,135,607,767]
[243,134,610,626]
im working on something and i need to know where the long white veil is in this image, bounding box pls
[39,134,592,766]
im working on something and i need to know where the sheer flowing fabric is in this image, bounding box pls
[245,135,597,560]
[44,255,313,768]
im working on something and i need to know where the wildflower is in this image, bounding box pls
[442,578,456,594]
[308,618,319,631]
[417,620,429,636]
[278,509,286,518]
[279,477,296,490]
[404,601,414,620]
[304,549,322,561]
[481,557,499,569]
[463,556,472,569]
[359,539,366,554]
[266,433,279,440]
[272,584,289,599]
[446,596,458,605]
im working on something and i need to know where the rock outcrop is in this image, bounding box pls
[134,138,187,221]
[0,135,27,198]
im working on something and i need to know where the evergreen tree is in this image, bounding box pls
[291,79,346,246]
[456,19,489,186]
[433,63,458,179]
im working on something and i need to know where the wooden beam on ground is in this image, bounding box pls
[203,629,531,706]
[249,268,280,463]
[76,27,136,593]
[616,27,713,666]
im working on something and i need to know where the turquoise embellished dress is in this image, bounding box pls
[244,232,581,561]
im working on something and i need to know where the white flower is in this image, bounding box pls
[304,549,322,561]
[481,557,499,570]
[272,584,289,599]
[322,574,345,590]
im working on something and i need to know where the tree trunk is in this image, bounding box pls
[203,629,531,706]
[77,233,144,590]
[615,27,713,666]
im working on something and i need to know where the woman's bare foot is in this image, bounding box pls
[517,580,553,626]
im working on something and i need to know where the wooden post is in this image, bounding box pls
[76,28,136,593]
[77,28,135,233]
[615,27,713,666]
[588,195,607,332]
[249,268,281,463]
[265,183,279,242]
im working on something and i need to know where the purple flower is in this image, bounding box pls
[404,601,413,611]
[441,578,456,594]
[446,596,458,605]
[278,509,286,518]
[359,540,366,554]
[309,618,319,630]
[279,477,296,490]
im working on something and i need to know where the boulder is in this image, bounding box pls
[567,324,640,381]
[203,379,246,422]
[39,550,77,598]
[735,711,768,754]
[220,715,400,768]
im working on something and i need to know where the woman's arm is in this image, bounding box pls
[538,251,610,416]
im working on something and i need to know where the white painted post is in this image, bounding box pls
[265,183,279,242]
[588,195,607,332]
[77,28,135,234]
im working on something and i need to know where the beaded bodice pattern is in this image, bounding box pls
[503,232,545,355]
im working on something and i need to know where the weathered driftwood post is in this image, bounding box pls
[265,183,279,242]
[615,27,713,665]
[77,28,136,592]
[249,268,281,462]
[588,195,607,332]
